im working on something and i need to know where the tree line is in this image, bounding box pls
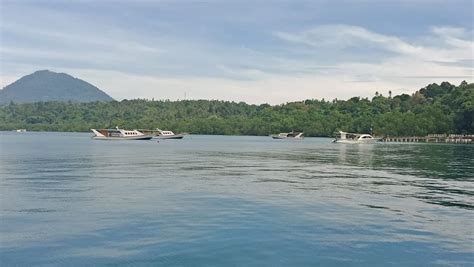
[0,81,472,136]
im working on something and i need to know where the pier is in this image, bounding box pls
[382,134,473,144]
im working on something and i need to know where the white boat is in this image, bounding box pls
[333,131,380,144]
[154,129,185,139]
[15,129,27,132]
[91,127,154,140]
[272,131,304,139]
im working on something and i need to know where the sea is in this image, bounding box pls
[1,132,473,266]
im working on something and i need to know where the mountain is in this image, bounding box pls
[0,70,114,104]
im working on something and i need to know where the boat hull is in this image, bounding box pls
[92,135,154,140]
[272,136,303,140]
[271,132,304,139]
[154,134,185,140]
[333,138,381,144]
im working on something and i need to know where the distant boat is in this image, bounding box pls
[138,128,185,139]
[91,127,154,140]
[272,131,304,139]
[15,129,27,132]
[154,129,185,139]
[333,131,380,143]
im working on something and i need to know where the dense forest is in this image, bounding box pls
[0,81,472,136]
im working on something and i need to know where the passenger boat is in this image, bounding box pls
[139,128,185,139]
[91,127,154,140]
[272,131,304,139]
[333,131,380,143]
[154,129,185,139]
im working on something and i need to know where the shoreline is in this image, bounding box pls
[4,130,473,144]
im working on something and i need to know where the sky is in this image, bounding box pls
[1,0,473,104]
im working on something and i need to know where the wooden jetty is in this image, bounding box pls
[382,134,473,144]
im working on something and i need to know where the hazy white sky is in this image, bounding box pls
[1,0,473,104]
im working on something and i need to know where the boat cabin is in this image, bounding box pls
[94,127,145,137]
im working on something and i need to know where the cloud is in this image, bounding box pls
[21,63,462,106]
[275,24,473,63]
[2,23,472,104]
[272,24,472,83]
[431,26,468,39]
[0,64,380,104]
[275,25,422,55]
[1,0,472,104]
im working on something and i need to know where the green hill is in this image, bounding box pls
[0,70,114,104]
[0,81,472,136]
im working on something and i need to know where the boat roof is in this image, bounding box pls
[276,132,303,135]
[338,131,368,134]
[94,128,138,131]
[337,131,372,136]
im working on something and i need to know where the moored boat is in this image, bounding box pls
[154,129,185,139]
[91,127,154,140]
[333,131,380,144]
[140,128,185,139]
[272,131,304,139]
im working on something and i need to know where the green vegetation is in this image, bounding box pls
[1,81,472,136]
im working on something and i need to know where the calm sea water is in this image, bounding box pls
[1,132,473,266]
